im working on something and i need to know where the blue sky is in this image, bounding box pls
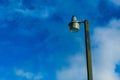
[0,0,120,80]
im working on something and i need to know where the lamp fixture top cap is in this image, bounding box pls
[71,16,78,22]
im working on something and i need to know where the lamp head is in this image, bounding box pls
[68,16,80,32]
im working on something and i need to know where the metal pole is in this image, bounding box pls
[84,20,93,80]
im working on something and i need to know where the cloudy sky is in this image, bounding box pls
[0,0,120,80]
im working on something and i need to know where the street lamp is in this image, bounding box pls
[68,16,93,80]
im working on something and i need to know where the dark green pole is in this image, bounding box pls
[84,20,93,80]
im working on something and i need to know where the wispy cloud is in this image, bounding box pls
[14,6,56,19]
[15,68,43,80]
[56,54,87,80]
[110,0,120,6]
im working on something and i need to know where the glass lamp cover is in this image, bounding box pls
[69,22,80,32]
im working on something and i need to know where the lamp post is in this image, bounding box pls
[68,16,93,80]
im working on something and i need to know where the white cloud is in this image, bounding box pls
[110,0,120,6]
[93,19,120,80]
[56,54,87,80]
[108,19,120,28]
[15,69,43,80]
[56,19,120,80]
